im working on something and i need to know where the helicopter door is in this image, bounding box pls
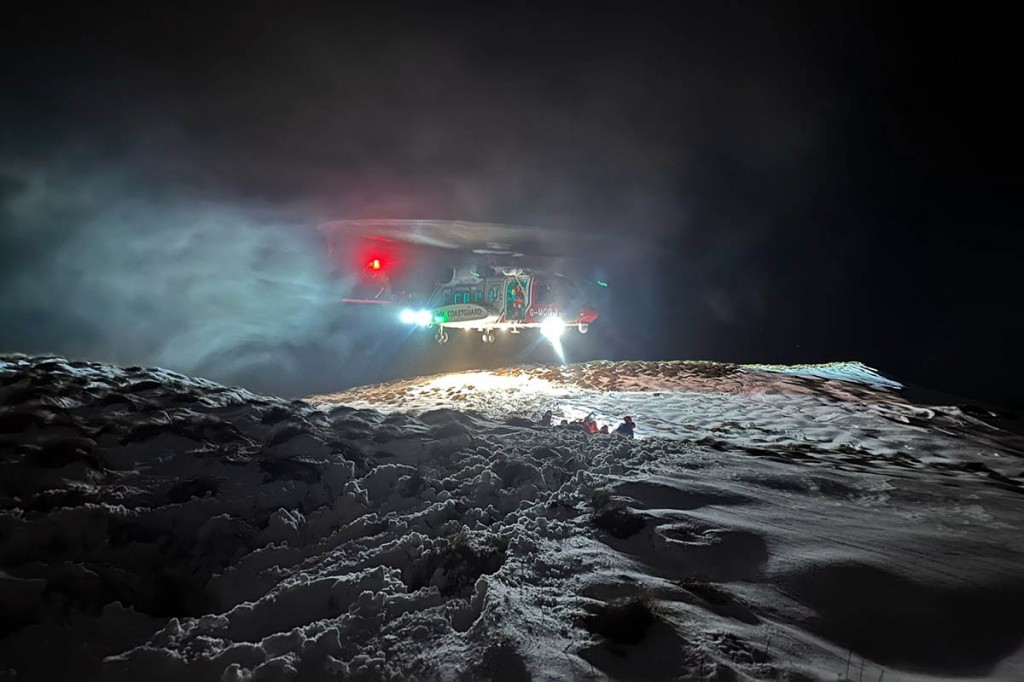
[504,276,529,321]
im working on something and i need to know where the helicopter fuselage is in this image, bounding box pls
[402,267,597,344]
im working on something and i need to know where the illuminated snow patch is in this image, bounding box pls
[418,371,566,395]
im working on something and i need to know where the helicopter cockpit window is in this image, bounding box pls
[535,282,554,304]
[454,289,470,304]
[442,289,453,305]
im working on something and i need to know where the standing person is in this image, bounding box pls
[583,413,599,434]
[510,281,526,319]
[539,410,552,427]
[615,416,635,439]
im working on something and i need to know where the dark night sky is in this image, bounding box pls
[2,2,1022,407]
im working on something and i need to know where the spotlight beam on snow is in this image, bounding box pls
[423,371,563,393]
[549,338,565,363]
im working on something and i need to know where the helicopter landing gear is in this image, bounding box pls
[481,332,495,344]
[435,329,449,344]
[578,324,589,334]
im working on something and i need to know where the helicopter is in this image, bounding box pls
[319,219,603,345]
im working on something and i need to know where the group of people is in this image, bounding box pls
[538,410,635,438]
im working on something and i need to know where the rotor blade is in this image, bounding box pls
[318,219,597,257]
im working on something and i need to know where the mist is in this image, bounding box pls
[0,158,383,392]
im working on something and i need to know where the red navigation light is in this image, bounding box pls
[367,258,382,271]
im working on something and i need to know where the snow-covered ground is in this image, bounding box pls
[2,356,1024,681]
[310,361,1024,479]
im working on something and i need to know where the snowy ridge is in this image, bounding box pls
[743,361,904,390]
[2,356,1024,681]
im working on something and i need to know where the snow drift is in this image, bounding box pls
[1,356,1023,681]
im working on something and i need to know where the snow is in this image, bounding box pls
[2,355,1024,681]
[309,361,1024,479]
[745,361,904,390]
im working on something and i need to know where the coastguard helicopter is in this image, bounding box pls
[319,219,603,345]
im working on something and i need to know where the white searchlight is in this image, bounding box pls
[399,309,433,326]
[540,316,565,341]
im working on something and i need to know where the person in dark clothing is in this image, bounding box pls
[614,416,635,438]
[539,410,552,427]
